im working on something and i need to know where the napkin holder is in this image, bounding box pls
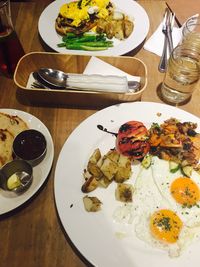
[14,52,147,108]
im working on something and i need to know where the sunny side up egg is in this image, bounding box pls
[151,156,200,228]
[129,156,200,257]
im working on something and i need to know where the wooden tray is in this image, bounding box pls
[14,52,147,108]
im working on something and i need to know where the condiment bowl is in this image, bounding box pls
[0,159,33,195]
[13,129,47,167]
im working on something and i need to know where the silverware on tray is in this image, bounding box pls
[31,69,141,93]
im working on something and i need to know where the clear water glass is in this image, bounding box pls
[161,45,200,104]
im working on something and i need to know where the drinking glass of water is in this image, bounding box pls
[161,45,200,105]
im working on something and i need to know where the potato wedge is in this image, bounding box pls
[100,157,118,180]
[115,183,134,202]
[114,154,132,183]
[87,161,103,179]
[106,149,120,163]
[98,175,112,188]
[81,176,98,193]
[83,195,102,212]
[88,148,101,164]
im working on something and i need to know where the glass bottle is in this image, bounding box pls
[0,0,25,77]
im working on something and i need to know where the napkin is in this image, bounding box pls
[83,56,141,82]
[143,14,199,58]
[82,56,141,93]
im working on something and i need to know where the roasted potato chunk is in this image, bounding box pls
[83,195,102,212]
[87,161,103,179]
[88,148,101,164]
[81,176,98,193]
[114,154,132,183]
[115,183,134,202]
[106,149,120,163]
[100,157,118,180]
[123,19,134,38]
[98,175,112,188]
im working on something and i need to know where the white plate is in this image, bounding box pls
[54,102,200,267]
[0,109,54,215]
[38,0,149,56]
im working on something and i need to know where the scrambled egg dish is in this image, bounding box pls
[60,0,111,27]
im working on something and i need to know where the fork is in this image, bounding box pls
[158,10,175,73]
[167,12,175,55]
[158,11,169,73]
[31,80,49,89]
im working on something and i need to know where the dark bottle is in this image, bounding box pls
[0,0,25,77]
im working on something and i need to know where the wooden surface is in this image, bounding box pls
[166,0,200,26]
[0,1,200,267]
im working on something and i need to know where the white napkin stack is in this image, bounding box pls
[82,56,141,93]
[84,56,141,82]
[144,14,199,58]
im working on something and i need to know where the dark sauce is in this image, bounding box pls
[13,129,47,160]
[97,124,117,137]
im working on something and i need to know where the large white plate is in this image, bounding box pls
[38,0,149,56]
[0,109,54,215]
[54,102,200,267]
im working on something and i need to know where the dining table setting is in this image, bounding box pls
[1,0,200,267]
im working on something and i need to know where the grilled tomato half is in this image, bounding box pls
[116,121,150,159]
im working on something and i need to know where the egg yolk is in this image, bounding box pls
[150,209,183,244]
[170,177,200,207]
[59,0,110,27]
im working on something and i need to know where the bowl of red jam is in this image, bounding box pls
[13,129,47,166]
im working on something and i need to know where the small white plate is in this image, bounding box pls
[54,102,200,267]
[0,109,54,215]
[38,0,149,56]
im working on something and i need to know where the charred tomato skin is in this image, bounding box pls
[116,121,150,159]
[118,121,148,138]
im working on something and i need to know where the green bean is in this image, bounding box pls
[66,43,109,51]
[57,42,66,47]
[57,33,113,51]
[74,41,113,47]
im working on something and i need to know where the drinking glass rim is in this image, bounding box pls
[185,17,200,33]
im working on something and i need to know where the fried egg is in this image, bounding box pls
[127,157,200,257]
[151,156,200,228]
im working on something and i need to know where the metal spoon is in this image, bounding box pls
[38,68,141,92]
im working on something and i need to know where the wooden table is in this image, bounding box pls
[0,1,200,267]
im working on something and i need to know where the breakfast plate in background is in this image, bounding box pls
[0,109,54,215]
[38,0,149,56]
[54,102,200,267]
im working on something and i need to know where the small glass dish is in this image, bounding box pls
[0,159,33,195]
[13,129,47,167]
